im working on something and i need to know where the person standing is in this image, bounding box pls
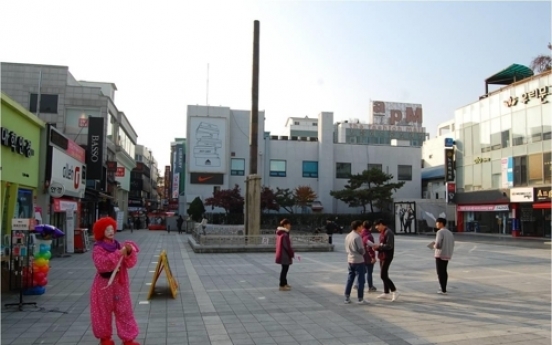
[354,220,378,292]
[344,220,366,304]
[177,215,184,234]
[275,219,294,291]
[373,219,400,302]
[325,219,338,244]
[133,218,140,232]
[90,217,141,345]
[432,217,455,295]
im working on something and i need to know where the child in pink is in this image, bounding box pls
[90,217,140,345]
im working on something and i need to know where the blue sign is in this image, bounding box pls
[444,138,455,147]
[507,157,514,188]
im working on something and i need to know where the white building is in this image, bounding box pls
[184,105,422,214]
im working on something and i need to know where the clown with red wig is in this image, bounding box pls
[90,217,140,345]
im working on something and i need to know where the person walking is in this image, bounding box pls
[354,220,378,293]
[275,219,294,291]
[177,215,184,234]
[432,217,455,295]
[344,220,366,304]
[133,218,140,233]
[373,219,400,302]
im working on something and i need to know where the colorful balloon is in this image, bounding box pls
[34,258,47,267]
[38,278,48,286]
[41,251,52,260]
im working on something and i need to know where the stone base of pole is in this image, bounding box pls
[244,174,261,243]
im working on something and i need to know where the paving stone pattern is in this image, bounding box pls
[1,230,550,345]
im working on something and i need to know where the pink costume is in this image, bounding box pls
[90,217,140,345]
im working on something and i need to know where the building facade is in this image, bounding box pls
[1,93,45,237]
[1,63,138,226]
[131,145,159,212]
[184,105,422,214]
[454,68,551,237]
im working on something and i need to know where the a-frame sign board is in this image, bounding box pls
[147,250,179,300]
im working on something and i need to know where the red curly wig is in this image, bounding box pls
[93,217,117,241]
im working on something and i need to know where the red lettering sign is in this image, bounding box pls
[74,166,81,189]
[115,167,125,177]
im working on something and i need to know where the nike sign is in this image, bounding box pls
[198,176,214,182]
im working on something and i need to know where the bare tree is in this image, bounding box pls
[530,43,552,73]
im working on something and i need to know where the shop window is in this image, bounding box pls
[491,174,501,189]
[527,106,542,143]
[14,189,33,218]
[513,155,528,187]
[336,163,351,179]
[29,94,58,114]
[230,158,245,176]
[368,163,382,171]
[398,165,412,181]
[302,161,318,178]
[528,153,543,185]
[501,130,510,148]
[269,160,286,177]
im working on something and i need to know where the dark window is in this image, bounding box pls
[312,122,318,126]
[29,94,58,114]
[367,164,382,171]
[213,186,221,194]
[398,165,412,181]
[544,152,551,184]
[302,161,318,178]
[269,160,286,177]
[501,130,510,148]
[513,155,528,187]
[336,163,351,179]
[294,121,299,125]
[230,158,245,176]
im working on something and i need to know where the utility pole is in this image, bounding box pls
[245,20,261,240]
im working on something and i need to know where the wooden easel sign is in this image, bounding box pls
[147,250,179,300]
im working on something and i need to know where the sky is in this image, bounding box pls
[1,1,550,169]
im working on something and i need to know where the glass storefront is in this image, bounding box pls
[520,204,552,237]
[463,211,509,234]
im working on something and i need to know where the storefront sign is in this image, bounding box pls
[474,157,491,164]
[534,186,551,202]
[446,182,456,204]
[510,187,534,203]
[457,204,509,212]
[164,166,171,199]
[49,181,65,198]
[86,117,105,180]
[371,101,423,127]
[444,148,455,182]
[444,138,455,148]
[1,127,33,157]
[52,198,78,212]
[501,157,514,188]
[190,173,224,185]
[504,86,551,107]
[51,147,86,198]
[106,161,118,172]
[11,219,35,231]
[115,167,125,177]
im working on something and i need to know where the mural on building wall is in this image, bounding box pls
[394,202,417,234]
[189,117,226,173]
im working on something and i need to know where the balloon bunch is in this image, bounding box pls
[23,243,51,294]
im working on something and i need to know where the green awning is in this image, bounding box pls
[485,64,534,86]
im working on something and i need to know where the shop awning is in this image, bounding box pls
[533,202,551,209]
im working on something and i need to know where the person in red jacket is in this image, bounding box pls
[275,218,294,291]
[354,221,378,292]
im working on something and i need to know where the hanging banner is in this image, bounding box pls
[86,117,105,180]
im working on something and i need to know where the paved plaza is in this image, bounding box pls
[1,230,551,345]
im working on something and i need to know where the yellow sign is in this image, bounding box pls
[147,250,179,300]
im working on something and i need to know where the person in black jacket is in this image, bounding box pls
[373,219,400,302]
[325,219,338,244]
